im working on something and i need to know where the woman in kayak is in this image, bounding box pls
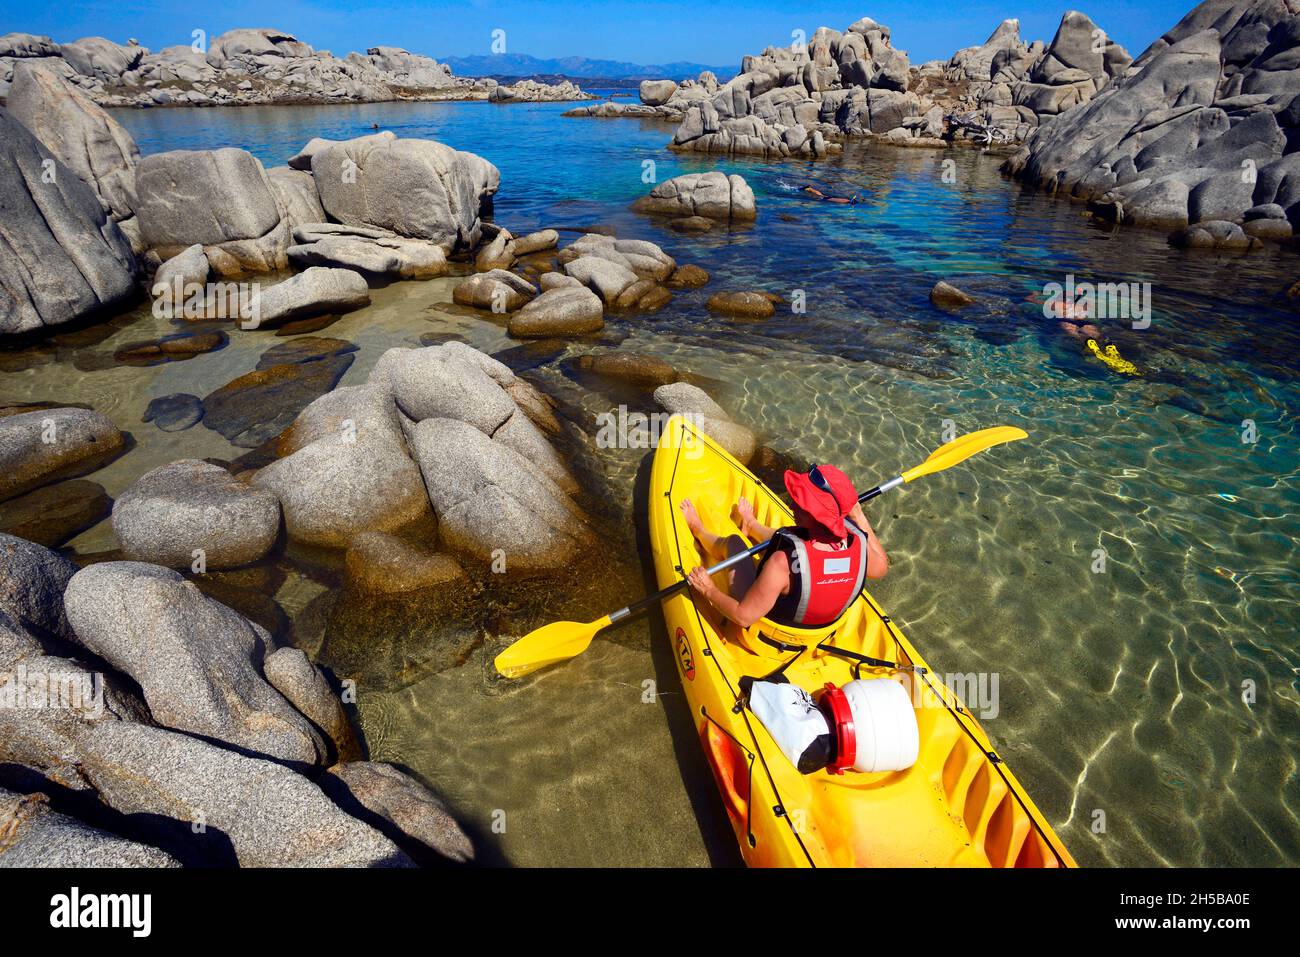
[800,184,862,205]
[680,464,888,630]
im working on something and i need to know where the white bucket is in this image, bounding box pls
[842,678,920,773]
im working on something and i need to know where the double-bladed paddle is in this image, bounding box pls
[494,426,1028,679]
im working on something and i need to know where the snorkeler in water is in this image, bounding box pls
[800,183,862,205]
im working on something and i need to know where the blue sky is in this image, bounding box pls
[1,0,1193,66]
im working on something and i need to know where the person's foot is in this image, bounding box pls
[1060,321,1081,338]
[1080,323,1102,339]
[680,498,705,538]
[732,496,756,535]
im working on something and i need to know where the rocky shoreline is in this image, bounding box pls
[0,29,592,109]
[0,50,771,865]
[564,1,1299,249]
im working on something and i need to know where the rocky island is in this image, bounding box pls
[0,28,592,108]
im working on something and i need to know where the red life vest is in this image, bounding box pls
[761,520,868,628]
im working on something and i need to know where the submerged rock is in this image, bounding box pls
[112,460,281,569]
[707,290,777,319]
[142,393,203,432]
[575,351,679,387]
[930,280,977,310]
[343,531,468,595]
[0,480,110,549]
[324,761,474,864]
[201,352,355,448]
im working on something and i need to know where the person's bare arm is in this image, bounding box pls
[849,504,889,579]
[687,550,789,629]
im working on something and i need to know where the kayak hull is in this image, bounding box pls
[647,415,1075,868]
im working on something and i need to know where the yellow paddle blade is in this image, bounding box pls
[901,426,1028,484]
[493,615,613,679]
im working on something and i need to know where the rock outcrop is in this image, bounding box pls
[1004,0,1300,246]
[134,147,291,274]
[0,109,137,335]
[63,562,326,765]
[309,135,500,252]
[0,28,591,108]
[6,63,140,226]
[633,171,757,220]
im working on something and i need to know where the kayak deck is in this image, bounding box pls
[648,415,1074,867]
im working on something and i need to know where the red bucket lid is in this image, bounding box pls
[820,683,857,773]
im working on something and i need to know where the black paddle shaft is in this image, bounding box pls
[608,477,900,625]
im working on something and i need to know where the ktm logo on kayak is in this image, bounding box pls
[676,628,695,681]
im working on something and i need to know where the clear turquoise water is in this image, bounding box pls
[18,100,1292,866]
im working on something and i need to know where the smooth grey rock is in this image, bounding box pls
[0,408,125,502]
[563,255,638,304]
[70,722,411,866]
[63,562,325,764]
[267,165,326,227]
[277,383,403,456]
[409,417,589,573]
[451,269,535,311]
[311,136,499,251]
[134,147,289,273]
[7,63,139,222]
[0,534,78,644]
[263,647,360,764]
[0,787,181,867]
[287,131,394,171]
[639,79,678,106]
[246,266,370,329]
[654,384,756,463]
[112,460,281,569]
[252,433,431,549]
[633,171,757,220]
[61,36,145,81]
[0,110,136,335]
[508,286,604,338]
[288,234,447,279]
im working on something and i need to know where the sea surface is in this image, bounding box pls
[3,97,1297,867]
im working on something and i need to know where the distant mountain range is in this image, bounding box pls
[439,53,735,82]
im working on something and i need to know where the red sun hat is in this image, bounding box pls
[783,464,858,539]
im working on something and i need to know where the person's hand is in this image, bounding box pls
[687,566,716,599]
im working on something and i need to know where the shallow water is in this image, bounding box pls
[3,100,1296,866]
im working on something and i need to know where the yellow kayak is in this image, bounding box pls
[647,415,1076,867]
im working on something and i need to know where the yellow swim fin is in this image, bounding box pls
[1086,338,1139,375]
